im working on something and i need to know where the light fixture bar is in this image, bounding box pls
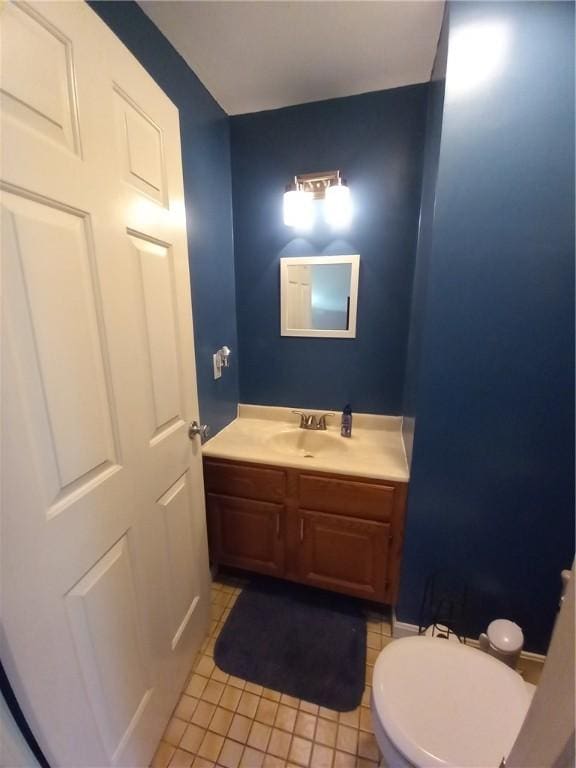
[294,170,341,200]
[283,169,351,230]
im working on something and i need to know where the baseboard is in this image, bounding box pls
[390,618,419,639]
[390,618,546,664]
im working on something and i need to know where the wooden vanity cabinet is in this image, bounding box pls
[203,458,407,605]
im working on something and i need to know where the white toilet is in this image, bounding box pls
[371,636,533,768]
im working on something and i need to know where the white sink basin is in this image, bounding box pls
[266,429,349,458]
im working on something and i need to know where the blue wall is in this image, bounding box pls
[91,1,574,653]
[230,87,428,413]
[403,12,448,466]
[91,1,238,436]
[398,1,575,653]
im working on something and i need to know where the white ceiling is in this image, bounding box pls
[138,1,445,115]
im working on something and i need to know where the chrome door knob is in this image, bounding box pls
[188,421,210,442]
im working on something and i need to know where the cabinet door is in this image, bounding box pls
[207,494,284,576]
[298,510,389,601]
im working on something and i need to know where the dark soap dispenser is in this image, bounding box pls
[341,404,353,438]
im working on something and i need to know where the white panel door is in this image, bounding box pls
[0,3,210,766]
[286,265,312,329]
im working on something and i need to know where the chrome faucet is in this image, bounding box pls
[292,411,335,430]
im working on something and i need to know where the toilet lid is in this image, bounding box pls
[372,637,532,768]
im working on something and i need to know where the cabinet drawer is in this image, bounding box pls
[204,460,286,502]
[298,473,395,521]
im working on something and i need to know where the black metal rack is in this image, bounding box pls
[417,570,469,643]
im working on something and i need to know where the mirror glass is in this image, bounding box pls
[280,255,360,338]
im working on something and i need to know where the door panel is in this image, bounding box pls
[114,85,167,204]
[208,494,285,575]
[130,233,184,440]
[299,510,390,601]
[157,472,201,651]
[1,3,210,766]
[1,2,81,154]
[3,190,119,491]
[65,536,152,763]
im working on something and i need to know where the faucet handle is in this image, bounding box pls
[292,410,309,429]
[317,413,335,430]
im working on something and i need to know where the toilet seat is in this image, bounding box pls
[372,637,532,768]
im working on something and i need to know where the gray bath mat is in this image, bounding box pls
[214,576,366,711]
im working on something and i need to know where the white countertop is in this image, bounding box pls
[202,404,410,483]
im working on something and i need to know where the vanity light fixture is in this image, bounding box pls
[283,170,352,230]
[325,175,352,229]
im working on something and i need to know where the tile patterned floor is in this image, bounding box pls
[152,572,392,768]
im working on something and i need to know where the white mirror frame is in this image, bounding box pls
[280,254,360,338]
